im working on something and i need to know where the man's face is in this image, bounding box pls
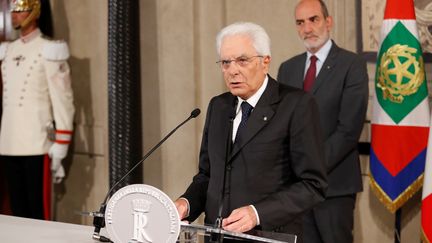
[11,11,31,29]
[295,0,333,53]
[219,35,270,100]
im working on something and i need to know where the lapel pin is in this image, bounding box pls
[263,116,268,121]
[326,65,331,69]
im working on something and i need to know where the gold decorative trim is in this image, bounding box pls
[369,172,424,213]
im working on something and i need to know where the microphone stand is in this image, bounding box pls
[212,114,234,243]
[92,108,201,242]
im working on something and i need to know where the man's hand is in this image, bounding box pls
[52,164,65,184]
[174,198,189,221]
[222,205,257,232]
[48,143,69,184]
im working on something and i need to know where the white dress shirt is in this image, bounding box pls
[304,39,333,79]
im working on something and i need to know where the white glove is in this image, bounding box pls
[52,162,65,184]
[48,143,69,183]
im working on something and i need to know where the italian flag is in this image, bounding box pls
[370,0,430,218]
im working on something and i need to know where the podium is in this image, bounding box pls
[178,223,297,243]
[102,184,298,243]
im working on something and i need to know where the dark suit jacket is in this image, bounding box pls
[182,76,327,236]
[277,41,368,197]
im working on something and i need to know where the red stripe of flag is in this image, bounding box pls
[384,0,415,20]
[371,124,429,176]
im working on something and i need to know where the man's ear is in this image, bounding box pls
[326,16,334,31]
[263,55,271,65]
[262,55,271,73]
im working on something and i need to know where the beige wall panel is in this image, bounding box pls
[153,0,200,199]
[195,1,226,119]
[51,0,108,125]
[400,192,422,242]
[341,0,358,52]
[55,154,108,225]
[140,0,163,190]
[193,1,226,197]
[49,0,109,224]
[223,0,301,77]
[50,0,108,153]
[325,0,357,52]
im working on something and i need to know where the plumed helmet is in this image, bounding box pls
[10,0,41,28]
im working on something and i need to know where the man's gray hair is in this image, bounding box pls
[216,22,271,57]
[318,0,329,18]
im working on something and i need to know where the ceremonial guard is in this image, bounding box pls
[0,0,74,220]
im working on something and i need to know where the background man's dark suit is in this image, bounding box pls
[182,76,327,238]
[277,42,368,242]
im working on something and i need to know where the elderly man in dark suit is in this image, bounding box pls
[277,0,369,243]
[175,22,327,241]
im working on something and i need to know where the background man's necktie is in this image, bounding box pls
[303,55,318,92]
[235,101,253,143]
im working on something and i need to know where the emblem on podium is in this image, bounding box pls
[105,184,180,243]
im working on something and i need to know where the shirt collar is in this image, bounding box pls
[306,39,332,62]
[20,28,41,43]
[236,75,268,110]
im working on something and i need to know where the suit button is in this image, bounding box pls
[226,165,232,171]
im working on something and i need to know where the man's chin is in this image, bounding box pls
[304,41,318,49]
[303,41,325,53]
[229,88,244,97]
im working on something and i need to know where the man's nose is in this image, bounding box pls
[303,21,313,33]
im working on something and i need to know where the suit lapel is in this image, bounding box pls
[218,95,237,156]
[292,54,307,89]
[229,77,279,161]
[311,41,339,94]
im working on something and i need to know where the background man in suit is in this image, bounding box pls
[0,0,74,220]
[277,0,368,242]
[175,22,327,241]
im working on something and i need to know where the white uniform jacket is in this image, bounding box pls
[0,29,75,155]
